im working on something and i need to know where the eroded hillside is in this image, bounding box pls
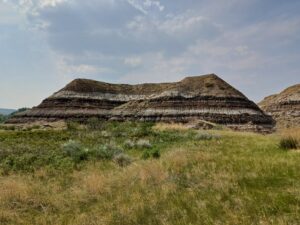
[8,74,274,132]
[259,84,300,128]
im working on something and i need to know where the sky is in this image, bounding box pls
[0,0,299,109]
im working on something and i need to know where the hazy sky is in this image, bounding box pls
[0,0,299,108]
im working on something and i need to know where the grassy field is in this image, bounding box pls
[0,122,299,225]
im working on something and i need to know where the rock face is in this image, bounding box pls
[8,74,275,132]
[259,84,300,129]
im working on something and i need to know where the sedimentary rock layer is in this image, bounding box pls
[259,84,300,129]
[8,74,275,132]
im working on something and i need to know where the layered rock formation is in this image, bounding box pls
[8,74,275,132]
[259,84,300,129]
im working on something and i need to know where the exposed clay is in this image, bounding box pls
[259,84,300,129]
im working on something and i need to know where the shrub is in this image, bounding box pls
[62,140,88,162]
[10,107,30,115]
[195,133,213,140]
[101,131,111,137]
[133,123,153,137]
[91,144,122,160]
[141,151,151,160]
[66,121,80,131]
[194,133,221,141]
[0,125,17,131]
[279,137,298,150]
[0,114,7,124]
[87,117,104,130]
[31,125,41,130]
[0,125,16,131]
[23,127,32,132]
[136,139,152,148]
[7,126,16,131]
[113,153,132,167]
[124,140,135,148]
[151,149,161,159]
[214,125,224,130]
[142,149,161,160]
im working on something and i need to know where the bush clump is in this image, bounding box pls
[142,149,161,160]
[124,140,136,148]
[136,139,152,148]
[151,149,161,159]
[0,125,16,131]
[91,144,122,160]
[113,153,132,167]
[62,140,88,162]
[194,132,221,141]
[66,121,80,131]
[0,114,8,124]
[101,131,111,137]
[87,117,105,130]
[279,137,298,150]
[195,133,213,140]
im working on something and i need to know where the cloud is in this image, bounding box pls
[124,56,142,67]
[143,0,164,11]
[1,0,68,16]
[59,62,110,75]
[127,0,164,14]
[0,1,24,25]
[2,0,221,61]
[10,0,221,80]
[119,52,188,84]
[39,0,67,8]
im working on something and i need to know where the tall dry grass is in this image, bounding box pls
[278,128,300,150]
[279,127,300,142]
[0,148,224,225]
[153,122,189,131]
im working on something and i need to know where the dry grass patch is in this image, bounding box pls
[82,173,107,196]
[153,122,189,131]
[279,127,300,142]
[278,128,300,150]
[0,177,30,204]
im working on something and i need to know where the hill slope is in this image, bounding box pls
[0,108,15,115]
[259,84,300,128]
[8,74,274,132]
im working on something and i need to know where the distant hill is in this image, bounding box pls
[0,108,15,115]
[259,84,300,128]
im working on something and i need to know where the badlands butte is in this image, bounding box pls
[8,74,276,132]
[259,83,300,129]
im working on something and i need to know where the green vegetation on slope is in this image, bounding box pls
[0,114,7,123]
[0,109,15,115]
[0,122,299,225]
[0,108,30,124]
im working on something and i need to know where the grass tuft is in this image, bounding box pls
[279,137,298,150]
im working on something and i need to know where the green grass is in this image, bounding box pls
[0,122,299,225]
